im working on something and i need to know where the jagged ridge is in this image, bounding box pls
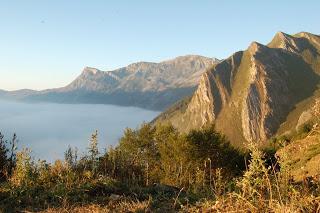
[156,32,320,145]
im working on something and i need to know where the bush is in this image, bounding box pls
[0,133,17,181]
[10,148,35,187]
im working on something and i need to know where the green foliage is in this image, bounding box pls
[118,123,161,185]
[152,95,192,124]
[156,124,192,187]
[237,143,272,204]
[113,123,245,193]
[1,124,320,212]
[187,124,245,173]
[301,122,313,133]
[0,133,9,181]
[88,130,99,173]
[10,148,35,187]
[0,133,18,181]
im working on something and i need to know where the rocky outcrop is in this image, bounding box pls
[182,73,215,129]
[179,51,243,131]
[241,42,290,142]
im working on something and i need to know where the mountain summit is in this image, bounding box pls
[155,32,320,145]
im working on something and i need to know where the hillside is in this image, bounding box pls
[277,130,320,181]
[0,55,218,110]
[155,32,320,146]
[276,99,320,181]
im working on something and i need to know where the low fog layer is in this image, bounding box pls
[0,100,159,162]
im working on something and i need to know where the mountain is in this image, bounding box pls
[0,89,38,100]
[155,32,320,146]
[0,55,218,110]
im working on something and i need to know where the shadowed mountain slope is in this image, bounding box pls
[155,32,320,146]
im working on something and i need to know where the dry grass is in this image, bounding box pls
[277,133,320,181]
[184,195,320,213]
[184,138,320,213]
[277,99,320,181]
[39,199,151,213]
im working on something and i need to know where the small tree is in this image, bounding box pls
[8,133,18,175]
[0,133,18,180]
[88,130,99,173]
[119,123,160,185]
[0,132,9,181]
[10,148,34,187]
[64,145,78,168]
[235,143,275,211]
[157,124,192,187]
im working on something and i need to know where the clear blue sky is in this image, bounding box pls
[1,0,319,90]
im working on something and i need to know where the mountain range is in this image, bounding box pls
[2,31,320,146]
[0,55,218,110]
[155,32,320,146]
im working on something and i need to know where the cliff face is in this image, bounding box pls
[179,51,243,132]
[156,32,320,145]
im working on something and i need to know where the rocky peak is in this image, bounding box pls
[275,31,290,38]
[296,32,313,38]
[82,67,101,75]
[126,62,157,72]
[268,31,301,52]
[295,32,320,39]
[268,31,320,55]
[295,32,320,49]
[162,55,218,69]
[248,42,268,55]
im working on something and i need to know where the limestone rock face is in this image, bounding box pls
[179,51,243,132]
[183,73,215,129]
[241,42,290,142]
[157,32,320,145]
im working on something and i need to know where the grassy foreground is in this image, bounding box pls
[0,100,319,212]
